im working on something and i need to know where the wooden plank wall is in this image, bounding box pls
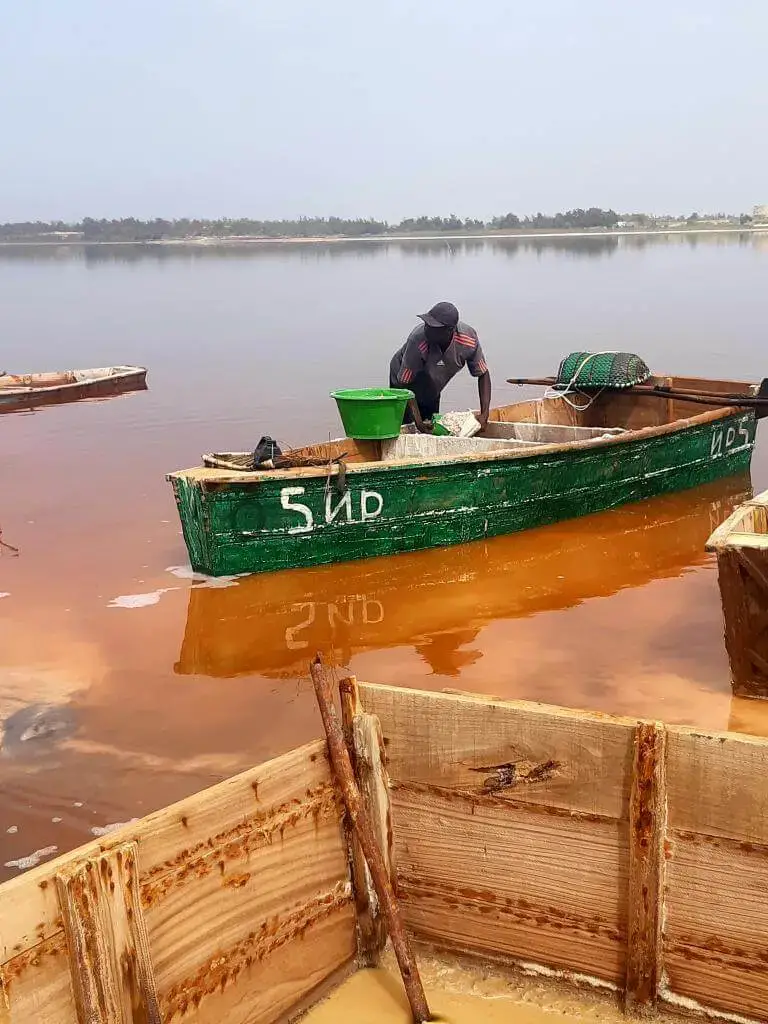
[358,683,768,1023]
[665,731,768,1021]
[0,740,355,1024]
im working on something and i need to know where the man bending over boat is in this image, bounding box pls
[389,301,491,432]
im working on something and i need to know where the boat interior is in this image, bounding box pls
[205,375,753,472]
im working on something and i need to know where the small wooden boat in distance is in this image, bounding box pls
[0,365,147,412]
[168,373,760,577]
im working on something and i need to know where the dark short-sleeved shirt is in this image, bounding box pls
[391,321,488,393]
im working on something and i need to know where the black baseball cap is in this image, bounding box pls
[418,301,459,329]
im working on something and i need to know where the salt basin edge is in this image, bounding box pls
[1,680,767,1023]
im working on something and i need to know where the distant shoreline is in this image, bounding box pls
[0,225,765,247]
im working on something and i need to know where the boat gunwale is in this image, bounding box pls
[0,365,147,399]
[167,403,752,487]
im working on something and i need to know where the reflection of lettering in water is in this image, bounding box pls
[285,602,315,650]
[284,595,385,650]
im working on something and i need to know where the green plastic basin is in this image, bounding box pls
[432,413,450,436]
[331,388,414,440]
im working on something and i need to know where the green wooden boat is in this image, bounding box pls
[168,375,759,576]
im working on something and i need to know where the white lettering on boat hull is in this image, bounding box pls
[325,491,353,523]
[361,490,384,521]
[280,487,314,533]
[280,486,385,533]
[710,417,753,459]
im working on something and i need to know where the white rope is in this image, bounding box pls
[543,351,619,411]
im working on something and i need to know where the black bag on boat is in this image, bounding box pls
[252,436,282,469]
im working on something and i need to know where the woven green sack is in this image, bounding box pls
[555,352,652,389]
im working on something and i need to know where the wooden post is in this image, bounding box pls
[339,675,361,746]
[625,722,667,1013]
[311,657,431,1024]
[340,678,393,883]
[56,842,161,1024]
[352,712,393,886]
[339,676,386,965]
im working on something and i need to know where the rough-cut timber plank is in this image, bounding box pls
[0,739,331,962]
[358,683,636,819]
[664,834,768,1021]
[339,677,394,967]
[352,713,393,885]
[666,727,768,844]
[664,725,768,1020]
[391,783,628,983]
[55,843,160,1024]
[350,712,392,964]
[0,934,75,1024]
[311,658,431,1024]
[159,899,354,1024]
[0,739,356,1024]
[145,794,349,995]
[625,724,666,1012]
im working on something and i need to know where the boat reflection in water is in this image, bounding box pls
[176,474,751,683]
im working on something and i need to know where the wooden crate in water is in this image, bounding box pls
[2,683,768,1022]
[708,488,768,697]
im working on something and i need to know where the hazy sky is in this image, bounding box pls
[1,0,766,222]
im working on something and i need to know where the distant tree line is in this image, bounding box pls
[0,208,750,243]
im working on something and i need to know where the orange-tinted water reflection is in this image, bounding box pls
[174,474,760,733]
[3,238,768,879]
[177,476,749,686]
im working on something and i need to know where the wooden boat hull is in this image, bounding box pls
[0,365,147,412]
[169,404,757,577]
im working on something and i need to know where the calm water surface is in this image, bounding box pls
[2,233,768,879]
